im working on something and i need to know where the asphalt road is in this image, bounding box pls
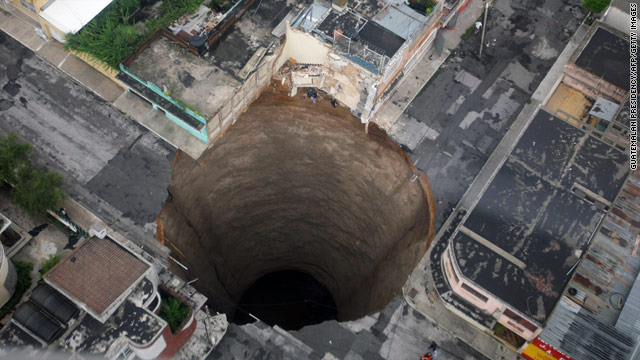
[400,0,586,230]
[0,31,175,253]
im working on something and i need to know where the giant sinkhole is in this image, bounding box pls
[159,83,435,330]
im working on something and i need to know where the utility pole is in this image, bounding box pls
[479,1,489,59]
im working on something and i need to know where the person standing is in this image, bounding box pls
[421,353,433,360]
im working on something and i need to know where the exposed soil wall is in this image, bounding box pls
[159,83,435,322]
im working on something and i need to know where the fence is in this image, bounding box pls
[332,30,389,74]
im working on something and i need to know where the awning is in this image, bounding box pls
[39,0,114,35]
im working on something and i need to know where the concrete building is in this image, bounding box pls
[286,0,472,119]
[522,171,640,360]
[546,23,631,151]
[114,0,474,146]
[602,0,638,34]
[0,214,17,309]
[432,19,637,357]
[0,235,228,359]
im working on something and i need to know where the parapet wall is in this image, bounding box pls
[563,62,627,103]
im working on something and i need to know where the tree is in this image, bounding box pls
[582,0,611,13]
[0,132,32,185]
[11,169,64,216]
[159,296,190,332]
[39,254,61,282]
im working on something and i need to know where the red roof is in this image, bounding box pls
[46,237,149,319]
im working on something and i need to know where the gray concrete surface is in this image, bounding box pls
[0,6,208,160]
[0,30,174,256]
[211,297,489,360]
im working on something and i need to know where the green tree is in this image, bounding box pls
[159,296,190,332]
[582,0,611,13]
[11,169,64,216]
[0,132,32,185]
[39,254,61,282]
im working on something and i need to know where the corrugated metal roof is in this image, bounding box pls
[372,4,426,40]
[540,297,634,360]
[293,3,331,33]
[616,273,640,338]
[567,172,640,326]
[590,97,620,121]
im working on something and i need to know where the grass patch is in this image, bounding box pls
[39,254,61,282]
[159,295,190,333]
[0,260,33,319]
[66,0,204,69]
[0,132,65,216]
[408,0,437,14]
[461,24,474,40]
[211,0,234,12]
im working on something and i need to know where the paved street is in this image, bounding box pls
[392,0,586,230]
[0,31,175,254]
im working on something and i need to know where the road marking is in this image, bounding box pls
[58,52,71,68]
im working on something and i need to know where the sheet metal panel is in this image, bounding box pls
[372,4,426,40]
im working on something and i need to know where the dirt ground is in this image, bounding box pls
[159,83,435,323]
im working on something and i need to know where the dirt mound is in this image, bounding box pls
[159,83,434,327]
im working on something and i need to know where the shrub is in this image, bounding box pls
[0,132,32,185]
[65,0,143,69]
[0,132,65,216]
[159,296,190,333]
[461,24,475,40]
[66,0,205,69]
[582,0,610,13]
[408,0,437,15]
[211,0,233,12]
[0,261,33,319]
[39,254,61,282]
[11,169,64,216]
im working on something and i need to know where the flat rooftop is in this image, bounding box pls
[316,10,366,40]
[127,36,240,117]
[575,27,630,91]
[452,110,629,322]
[59,282,164,353]
[358,21,405,57]
[45,237,150,321]
[207,0,292,79]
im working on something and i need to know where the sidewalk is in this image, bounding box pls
[0,5,207,160]
[373,0,486,130]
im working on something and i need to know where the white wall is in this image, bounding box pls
[277,27,330,69]
[0,249,14,308]
[602,6,633,33]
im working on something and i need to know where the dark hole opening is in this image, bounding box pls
[234,270,337,330]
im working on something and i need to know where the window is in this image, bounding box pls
[461,283,488,302]
[116,346,133,360]
[503,308,537,332]
[20,0,36,13]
